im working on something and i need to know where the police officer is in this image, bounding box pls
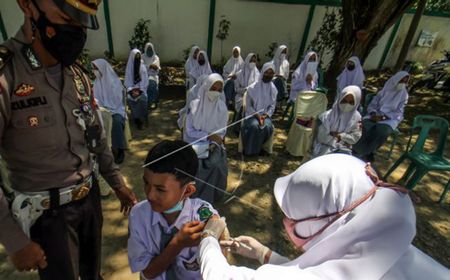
[0,1,137,279]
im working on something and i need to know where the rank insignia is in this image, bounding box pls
[28,116,39,127]
[14,83,35,97]
[22,45,42,70]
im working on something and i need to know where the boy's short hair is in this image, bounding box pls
[144,140,199,186]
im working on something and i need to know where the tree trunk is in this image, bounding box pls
[394,0,427,72]
[325,0,415,94]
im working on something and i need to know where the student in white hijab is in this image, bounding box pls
[241,62,277,156]
[198,153,450,280]
[290,51,319,102]
[353,71,409,160]
[335,56,365,102]
[177,74,209,130]
[185,45,200,89]
[143,42,161,109]
[313,86,362,157]
[92,59,127,164]
[272,45,290,101]
[184,73,229,203]
[223,46,245,108]
[189,50,213,88]
[234,53,260,112]
[125,48,149,130]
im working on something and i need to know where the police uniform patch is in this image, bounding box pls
[197,204,213,221]
[14,83,35,97]
[21,45,42,70]
[28,116,39,127]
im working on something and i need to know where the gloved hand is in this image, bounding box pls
[220,235,270,264]
[202,217,227,240]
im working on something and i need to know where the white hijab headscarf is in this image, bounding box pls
[322,85,361,133]
[259,153,424,280]
[190,73,228,133]
[143,43,160,69]
[291,51,319,92]
[187,74,209,107]
[272,45,289,79]
[124,49,148,92]
[246,62,277,116]
[337,56,365,95]
[223,46,244,79]
[374,71,409,114]
[185,45,200,75]
[190,50,213,80]
[92,59,126,118]
[236,53,260,89]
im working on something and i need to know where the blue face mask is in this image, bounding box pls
[163,200,184,214]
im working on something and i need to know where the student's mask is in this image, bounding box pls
[198,60,206,66]
[146,49,154,57]
[163,185,189,214]
[347,64,355,71]
[280,53,287,61]
[395,83,406,92]
[31,0,86,67]
[207,90,221,102]
[306,62,318,76]
[339,103,354,113]
[249,62,256,69]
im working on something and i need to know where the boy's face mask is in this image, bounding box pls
[163,183,191,214]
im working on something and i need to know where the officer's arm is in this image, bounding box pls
[0,75,31,254]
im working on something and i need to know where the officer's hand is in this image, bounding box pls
[174,221,205,249]
[10,241,47,271]
[113,185,137,216]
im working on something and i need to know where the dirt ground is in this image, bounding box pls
[0,77,449,279]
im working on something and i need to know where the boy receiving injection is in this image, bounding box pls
[128,140,220,279]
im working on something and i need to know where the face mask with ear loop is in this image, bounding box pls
[30,0,87,66]
[163,181,195,214]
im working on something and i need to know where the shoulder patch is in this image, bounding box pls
[0,46,13,71]
[197,204,214,221]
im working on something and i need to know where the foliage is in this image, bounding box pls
[307,7,342,69]
[423,0,450,12]
[128,19,152,52]
[404,60,425,74]
[77,48,92,74]
[183,45,194,62]
[216,15,231,65]
[265,42,279,59]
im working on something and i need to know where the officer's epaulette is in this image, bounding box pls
[0,45,13,72]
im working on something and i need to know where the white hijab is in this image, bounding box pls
[186,74,209,108]
[337,56,365,94]
[374,71,409,115]
[190,73,228,133]
[321,85,361,133]
[143,43,160,69]
[265,153,420,279]
[92,59,126,118]
[236,53,260,89]
[246,62,277,116]
[292,51,319,91]
[124,49,148,92]
[185,45,200,74]
[223,46,244,79]
[272,45,289,78]
[190,50,213,80]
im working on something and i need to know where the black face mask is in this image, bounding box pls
[32,0,87,66]
[133,55,142,84]
[262,76,272,83]
[347,65,355,71]
[198,60,206,66]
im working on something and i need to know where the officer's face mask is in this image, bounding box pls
[31,0,87,66]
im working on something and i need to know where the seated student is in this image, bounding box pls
[222,46,244,109]
[184,74,229,203]
[312,85,362,157]
[272,45,290,101]
[143,42,161,109]
[125,49,149,130]
[353,71,410,161]
[241,62,277,156]
[335,56,365,103]
[128,140,220,280]
[189,50,213,87]
[92,59,127,164]
[177,74,209,130]
[290,51,319,102]
[185,45,200,90]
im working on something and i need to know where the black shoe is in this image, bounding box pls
[135,119,143,130]
[114,149,125,164]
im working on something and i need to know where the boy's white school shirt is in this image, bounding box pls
[128,198,218,280]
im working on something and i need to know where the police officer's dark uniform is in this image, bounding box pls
[0,1,129,279]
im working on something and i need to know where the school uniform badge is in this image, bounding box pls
[197,205,213,221]
[14,83,35,97]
